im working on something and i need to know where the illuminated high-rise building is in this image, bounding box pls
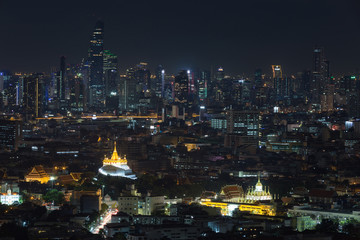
[103,50,118,97]
[135,62,151,92]
[225,108,260,147]
[58,56,66,101]
[320,84,334,112]
[197,70,209,103]
[254,69,262,88]
[187,70,195,95]
[23,74,43,119]
[69,75,85,112]
[311,47,329,103]
[271,65,282,79]
[215,67,225,81]
[88,21,105,108]
[0,119,22,151]
[1,71,18,110]
[271,65,282,98]
[174,70,189,104]
[119,68,138,110]
[155,65,165,98]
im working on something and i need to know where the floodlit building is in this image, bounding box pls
[25,165,50,184]
[245,174,272,202]
[98,142,137,179]
[0,189,21,205]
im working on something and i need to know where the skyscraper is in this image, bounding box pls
[197,70,209,103]
[23,74,43,119]
[58,56,66,101]
[135,62,151,91]
[215,67,225,81]
[103,50,118,97]
[88,21,105,108]
[174,70,189,105]
[254,69,262,88]
[119,68,138,111]
[271,65,282,100]
[155,65,165,98]
[311,47,329,103]
[0,119,22,151]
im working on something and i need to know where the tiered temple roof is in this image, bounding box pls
[25,165,50,184]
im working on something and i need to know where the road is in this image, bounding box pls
[91,209,118,234]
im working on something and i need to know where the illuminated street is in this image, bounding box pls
[92,209,118,234]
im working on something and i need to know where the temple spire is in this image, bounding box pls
[111,141,119,160]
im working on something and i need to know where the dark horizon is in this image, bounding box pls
[1,0,360,75]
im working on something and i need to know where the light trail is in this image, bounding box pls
[92,209,118,234]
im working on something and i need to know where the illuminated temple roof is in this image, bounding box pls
[99,142,136,179]
[25,165,50,184]
[245,173,272,201]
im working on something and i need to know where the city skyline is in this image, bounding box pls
[1,0,360,75]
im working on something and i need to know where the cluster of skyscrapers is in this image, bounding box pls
[0,21,359,122]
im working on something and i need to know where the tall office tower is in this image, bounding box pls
[271,65,283,100]
[320,84,334,112]
[198,70,209,103]
[69,75,85,112]
[79,58,90,110]
[254,69,262,88]
[3,74,18,110]
[272,65,282,79]
[163,75,174,101]
[187,70,195,95]
[299,70,311,96]
[282,76,293,97]
[16,74,24,106]
[253,69,263,107]
[232,80,252,106]
[271,65,282,98]
[103,50,118,96]
[0,71,10,92]
[174,70,189,105]
[119,68,138,111]
[155,65,165,98]
[347,78,360,118]
[215,67,225,81]
[135,62,151,91]
[225,108,260,147]
[311,47,329,103]
[339,76,355,96]
[49,70,57,101]
[58,56,66,101]
[0,119,22,151]
[0,71,12,109]
[23,74,43,119]
[88,21,105,108]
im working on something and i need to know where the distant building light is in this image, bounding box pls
[56,151,79,154]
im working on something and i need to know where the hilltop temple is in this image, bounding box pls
[98,142,137,179]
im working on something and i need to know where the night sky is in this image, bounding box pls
[0,0,359,75]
